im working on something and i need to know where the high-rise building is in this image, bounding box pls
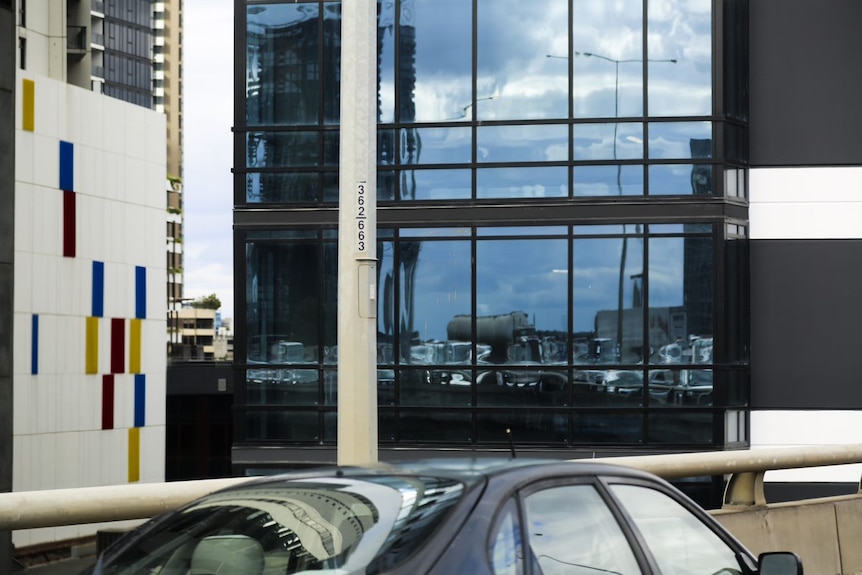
[4,0,174,554]
[231,0,862,498]
[232,0,747,471]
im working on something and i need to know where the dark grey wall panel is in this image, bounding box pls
[751,239,862,408]
[749,0,862,166]
[0,4,13,572]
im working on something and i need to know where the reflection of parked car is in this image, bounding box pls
[677,369,714,405]
[604,370,644,403]
[648,369,680,404]
[84,459,803,575]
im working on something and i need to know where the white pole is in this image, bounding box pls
[338,0,378,465]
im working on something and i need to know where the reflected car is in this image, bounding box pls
[677,369,714,405]
[82,459,802,575]
[603,369,645,403]
[648,369,681,404]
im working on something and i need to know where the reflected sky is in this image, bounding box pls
[247,0,713,125]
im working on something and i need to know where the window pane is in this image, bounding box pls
[610,484,739,573]
[245,173,319,203]
[649,236,712,365]
[246,411,319,441]
[574,165,644,197]
[572,412,643,443]
[405,0,472,123]
[246,241,320,364]
[246,131,319,168]
[525,485,642,575]
[399,238,471,357]
[378,239,396,363]
[477,410,568,444]
[477,0,568,120]
[649,164,715,196]
[399,411,472,443]
[410,169,472,200]
[404,127,472,165]
[647,0,712,117]
[648,122,712,160]
[574,123,643,161]
[477,125,568,163]
[246,369,319,406]
[378,0,395,123]
[572,0,644,119]
[477,167,568,199]
[246,3,320,126]
[489,499,525,575]
[573,235,644,364]
[475,239,568,406]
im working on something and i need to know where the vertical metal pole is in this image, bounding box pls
[338,0,378,465]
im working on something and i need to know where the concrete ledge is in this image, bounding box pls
[712,494,862,574]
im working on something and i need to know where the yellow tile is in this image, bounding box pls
[22,79,34,132]
[85,317,99,374]
[129,319,142,374]
[128,427,140,483]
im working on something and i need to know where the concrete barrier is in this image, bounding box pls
[713,495,862,575]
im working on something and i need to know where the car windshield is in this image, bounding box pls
[93,474,465,575]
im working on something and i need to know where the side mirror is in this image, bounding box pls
[758,551,803,575]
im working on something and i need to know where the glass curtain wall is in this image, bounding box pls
[234,0,749,455]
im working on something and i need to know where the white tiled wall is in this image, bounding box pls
[13,72,168,548]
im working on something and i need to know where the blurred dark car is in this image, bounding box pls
[82,459,801,575]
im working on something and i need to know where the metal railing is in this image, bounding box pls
[1,444,862,531]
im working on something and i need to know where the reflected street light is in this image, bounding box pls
[460,94,497,118]
[553,50,677,362]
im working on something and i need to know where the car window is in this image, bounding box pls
[524,484,642,575]
[610,484,742,575]
[489,499,524,575]
[93,476,465,575]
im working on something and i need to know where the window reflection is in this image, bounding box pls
[405,169,470,200]
[648,235,713,406]
[246,3,321,126]
[394,238,471,408]
[647,0,712,117]
[649,164,715,196]
[477,167,568,200]
[477,125,568,163]
[574,165,643,197]
[573,123,643,161]
[246,173,318,203]
[474,238,568,407]
[573,235,644,365]
[477,0,568,121]
[648,122,712,160]
[402,0,472,123]
[572,0,644,119]
[246,240,321,365]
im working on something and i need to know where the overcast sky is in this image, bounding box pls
[182,0,235,319]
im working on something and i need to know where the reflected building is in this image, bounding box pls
[233,0,754,472]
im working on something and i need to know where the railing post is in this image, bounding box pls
[723,471,767,507]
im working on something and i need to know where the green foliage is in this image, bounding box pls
[191,293,221,310]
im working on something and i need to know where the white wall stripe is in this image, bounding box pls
[750,167,862,240]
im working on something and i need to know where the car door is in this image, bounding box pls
[605,480,748,575]
[516,479,648,574]
[488,476,752,575]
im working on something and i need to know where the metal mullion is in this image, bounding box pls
[470,227,478,443]
[641,223,651,441]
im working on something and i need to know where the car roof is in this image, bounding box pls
[227,458,659,493]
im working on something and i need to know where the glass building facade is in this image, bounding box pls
[233,0,749,466]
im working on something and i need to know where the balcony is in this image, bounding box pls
[67,25,87,56]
